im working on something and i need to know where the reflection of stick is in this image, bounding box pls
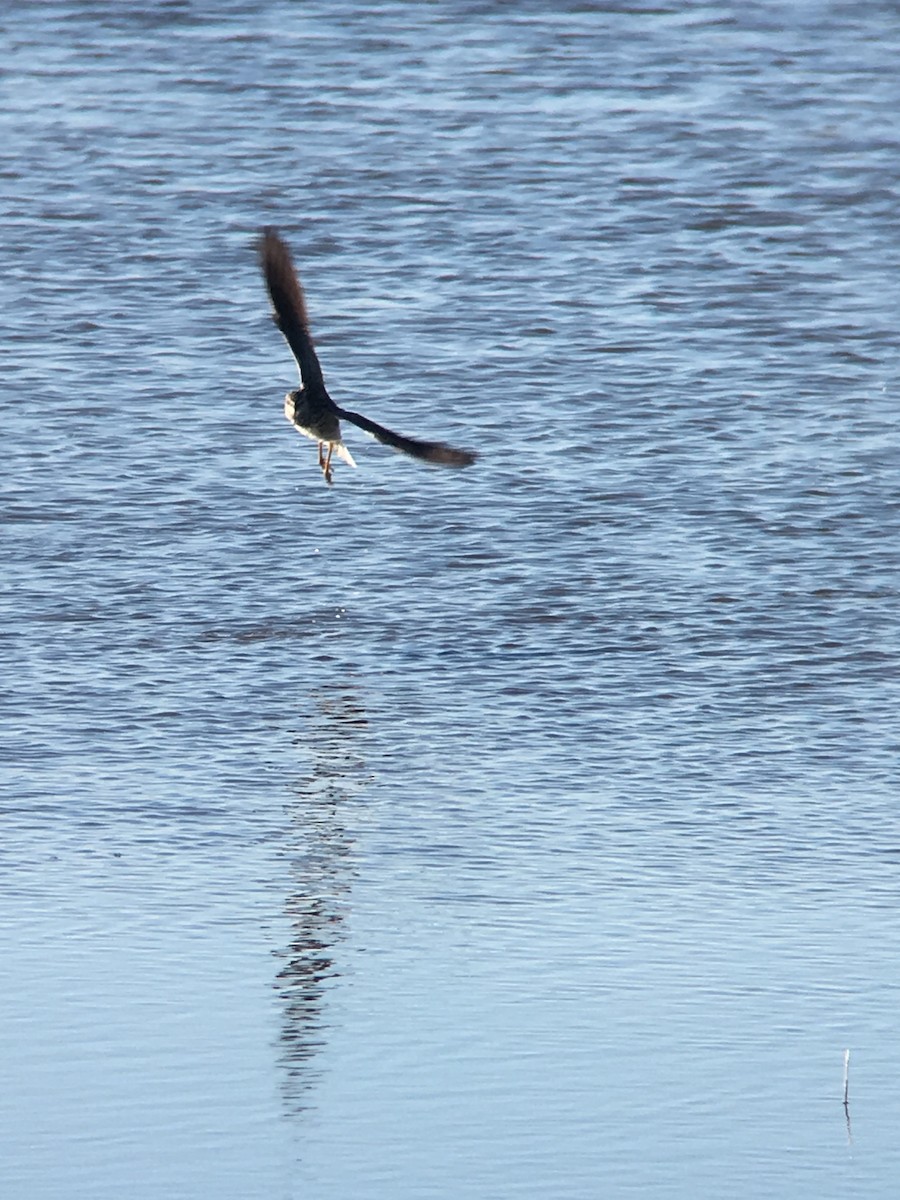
[843,1049,852,1147]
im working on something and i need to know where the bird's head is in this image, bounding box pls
[284,389,300,422]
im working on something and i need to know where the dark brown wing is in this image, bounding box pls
[259,228,325,391]
[336,406,476,467]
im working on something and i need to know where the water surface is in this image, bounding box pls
[2,2,900,1197]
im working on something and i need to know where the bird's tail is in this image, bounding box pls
[335,443,356,468]
[336,407,476,467]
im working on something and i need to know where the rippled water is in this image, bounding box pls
[3,2,900,1197]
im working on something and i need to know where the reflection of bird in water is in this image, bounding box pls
[259,228,477,485]
[275,689,369,1114]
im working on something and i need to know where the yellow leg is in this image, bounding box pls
[323,443,335,485]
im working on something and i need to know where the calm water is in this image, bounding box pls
[2,2,900,1196]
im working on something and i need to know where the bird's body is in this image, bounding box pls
[283,390,356,471]
[259,227,476,485]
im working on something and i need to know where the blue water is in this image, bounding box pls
[2,2,900,1197]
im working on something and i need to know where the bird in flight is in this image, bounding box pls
[259,228,477,485]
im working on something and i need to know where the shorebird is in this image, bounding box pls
[259,228,477,485]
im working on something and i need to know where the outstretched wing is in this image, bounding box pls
[337,406,476,467]
[259,228,325,391]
